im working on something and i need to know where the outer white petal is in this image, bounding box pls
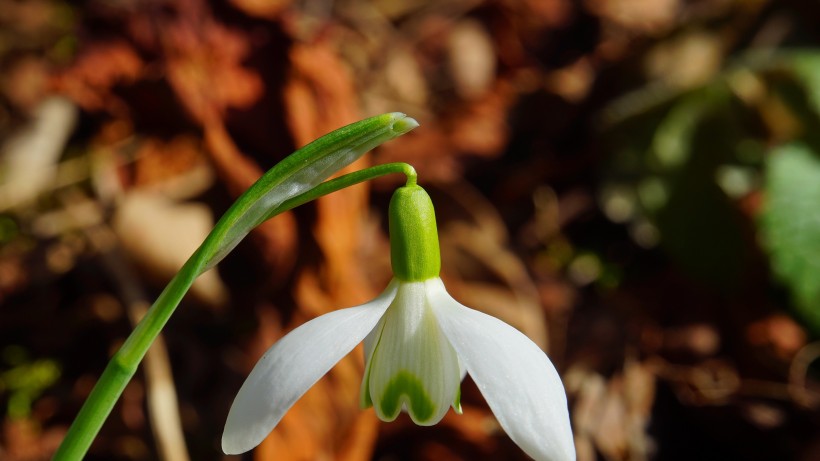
[427,279,575,461]
[222,280,399,454]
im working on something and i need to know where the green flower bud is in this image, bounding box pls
[388,185,441,281]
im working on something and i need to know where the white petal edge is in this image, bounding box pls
[222,280,399,454]
[427,279,575,461]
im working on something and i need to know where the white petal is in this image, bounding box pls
[427,279,575,461]
[364,281,462,425]
[222,280,399,454]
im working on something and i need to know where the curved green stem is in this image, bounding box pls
[264,162,417,220]
[53,146,417,459]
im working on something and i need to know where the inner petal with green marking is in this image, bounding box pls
[360,281,462,425]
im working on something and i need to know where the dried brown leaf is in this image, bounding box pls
[165,20,264,123]
[447,20,497,100]
[112,191,228,307]
[1,55,49,112]
[747,314,808,359]
[586,0,680,35]
[230,0,291,21]
[52,41,143,114]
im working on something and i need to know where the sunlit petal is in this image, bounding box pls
[428,279,575,461]
[222,280,399,454]
[364,281,462,425]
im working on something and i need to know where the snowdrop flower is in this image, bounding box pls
[222,184,576,461]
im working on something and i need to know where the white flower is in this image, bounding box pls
[222,185,576,461]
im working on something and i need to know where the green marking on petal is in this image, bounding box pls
[453,386,462,415]
[378,370,435,423]
[360,364,374,409]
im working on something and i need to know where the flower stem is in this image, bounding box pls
[52,161,416,460]
[264,162,417,220]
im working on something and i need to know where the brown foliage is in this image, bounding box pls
[2,0,820,460]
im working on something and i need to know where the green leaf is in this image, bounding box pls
[787,51,820,117]
[760,143,820,333]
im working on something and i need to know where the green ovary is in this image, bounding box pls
[378,370,436,423]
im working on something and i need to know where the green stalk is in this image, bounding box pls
[53,113,417,460]
[264,162,417,220]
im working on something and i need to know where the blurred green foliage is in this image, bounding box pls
[760,143,820,333]
[0,345,60,420]
[0,215,19,244]
[600,49,820,333]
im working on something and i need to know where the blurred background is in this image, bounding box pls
[1,0,820,460]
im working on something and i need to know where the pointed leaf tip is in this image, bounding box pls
[388,113,420,135]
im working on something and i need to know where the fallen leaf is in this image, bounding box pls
[112,190,228,307]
